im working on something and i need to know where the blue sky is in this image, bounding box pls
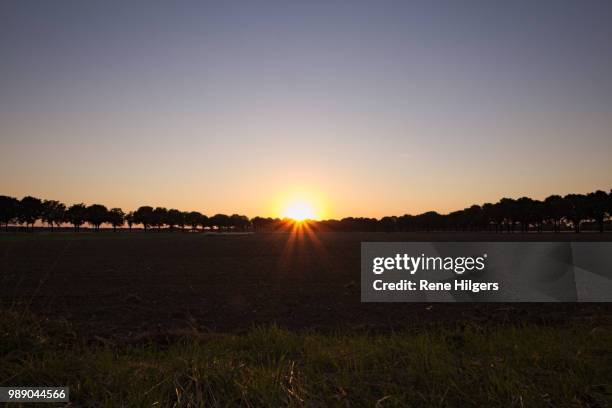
[1,1,611,217]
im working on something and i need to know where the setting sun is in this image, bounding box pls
[283,201,316,221]
[274,190,328,221]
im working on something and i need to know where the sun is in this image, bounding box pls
[283,201,317,222]
[275,190,327,221]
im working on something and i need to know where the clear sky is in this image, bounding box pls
[1,1,611,218]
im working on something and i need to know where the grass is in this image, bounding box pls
[1,311,611,407]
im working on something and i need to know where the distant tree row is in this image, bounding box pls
[1,189,611,233]
[0,196,250,232]
[253,190,612,233]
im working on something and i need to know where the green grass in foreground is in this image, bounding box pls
[1,312,611,407]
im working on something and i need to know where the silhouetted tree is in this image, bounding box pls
[176,211,187,231]
[465,205,484,231]
[41,200,66,231]
[185,211,203,231]
[65,203,87,231]
[564,194,589,233]
[166,209,182,231]
[18,196,43,231]
[380,216,398,232]
[0,195,19,231]
[516,197,536,233]
[230,214,251,231]
[108,208,125,232]
[2,188,611,234]
[152,207,168,231]
[531,199,546,233]
[199,214,210,231]
[397,214,413,232]
[497,198,517,233]
[125,211,134,231]
[481,203,496,232]
[210,214,230,231]
[251,216,273,231]
[486,202,504,233]
[133,206,154,231]
[544,195,568,233]
[86,204,109,231]
[584,190,608,233]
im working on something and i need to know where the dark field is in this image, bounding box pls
[1,231,611,339]
[2,232,612,406]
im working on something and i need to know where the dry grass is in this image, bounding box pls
[1,311,611,407]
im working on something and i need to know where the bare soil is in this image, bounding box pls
[1,231,611,339]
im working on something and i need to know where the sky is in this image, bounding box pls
[1,1,611,219]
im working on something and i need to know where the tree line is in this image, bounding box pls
[249,191,612,233]
[0,196,250,232]
[1,189,611,233]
